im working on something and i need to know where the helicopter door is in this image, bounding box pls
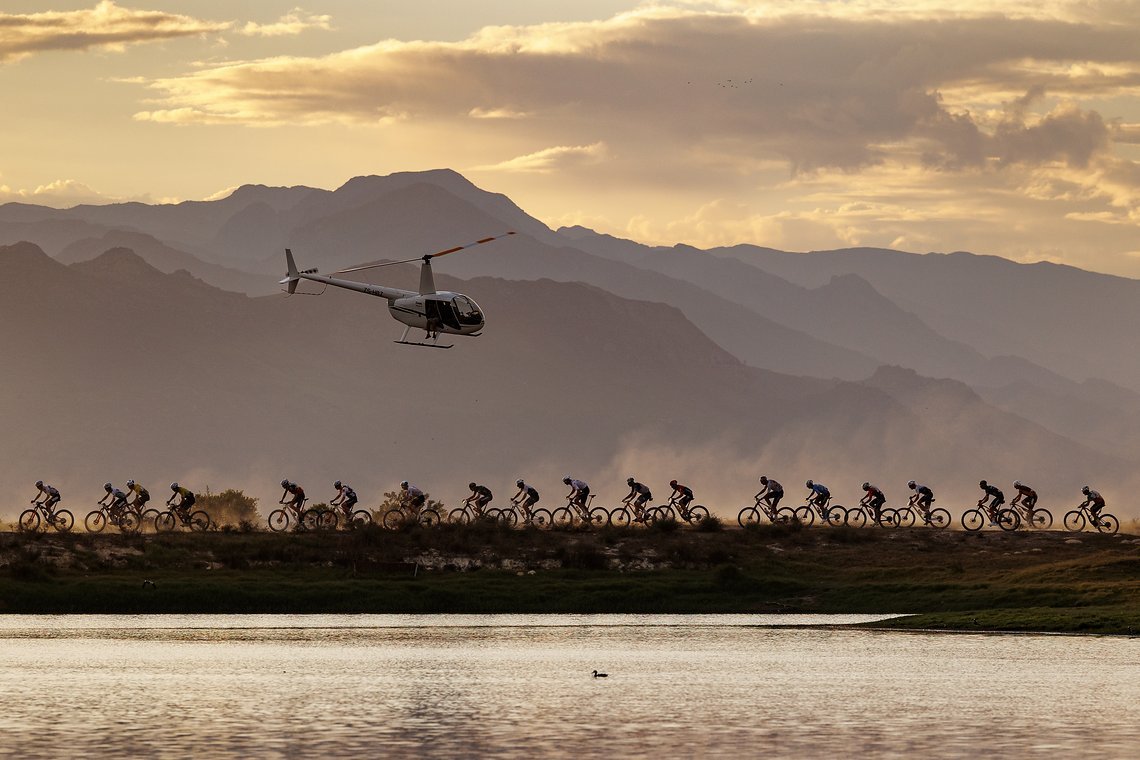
[425,299,461,330]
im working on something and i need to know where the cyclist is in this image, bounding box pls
[279,480,307,519]
[31,480,61,513]
[805,480,831,512]
[1079,485,1106,523]
[669,480,694,512]
[465,482,493,515]
[755,476,784,511]
[330,480,357,519]
[978,480,1005,524]
[166,482,195,517]
[1011,480,1038,511]
[562,476,590,512]
[907,480,934,518]
[860,482,886,523]
[623,477,653,521]
[401,481,426,511]
[125,479,151,513]
[511,479,540,521]
[99,482,129,518]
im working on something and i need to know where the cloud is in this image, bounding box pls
[239,8,332,38]
[0,179,119,206]
[475,143,607,173]
[0,1,229,64]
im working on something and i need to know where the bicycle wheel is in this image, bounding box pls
[18,509,41,533]
[531,508,553,528]
[845,508,867,528]
[419,509,441,527]
[50,509,74,533]
[268,509,291,532]
[552,507,573,527]
[655,505,677,523]
[448,508,471,525]
[687,505,711,525]
[609,507,632,528]
[189,511,211,532]
[155,511,177,533]
[1095,513,1119,535]
[497,509,518,528]
[350,510,373,528]
[118,511,141,534]
[773,507,796,525]
[85,510,107,533]
[824,505,846,527]
[895,507,916,528]
[1026,508,1053,530]
[997,509,1020,532]
[737,506,760,527]
[300,509,323,531]
[961,509,984,532]
[588,507,610,527]
[1063,510,1085,532]
[792,506,815,526]
[927,508,951,529]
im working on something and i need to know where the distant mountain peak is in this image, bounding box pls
[72,247,165,279]
[0,241,66,273]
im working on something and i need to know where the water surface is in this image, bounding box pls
[0,614,1134,758]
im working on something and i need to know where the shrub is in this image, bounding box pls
[696,515,724,532]
[194,489,260,527]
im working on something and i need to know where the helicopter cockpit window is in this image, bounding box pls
[453,296,484,326]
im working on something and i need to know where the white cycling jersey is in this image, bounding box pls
[569,479,589,492]
[404,484,424,499]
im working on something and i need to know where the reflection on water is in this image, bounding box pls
[0,615,1135,758]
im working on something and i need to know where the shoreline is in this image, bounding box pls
[1,524,1136,634]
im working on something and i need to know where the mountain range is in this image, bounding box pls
[1,169,1136,519]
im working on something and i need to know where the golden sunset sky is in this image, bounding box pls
[3,1,1140,274]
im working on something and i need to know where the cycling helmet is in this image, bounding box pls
[759,475,768,485]
[334,480,342,490]
[127,479,136,489]
[281,479,290,488]
[563,476,572,485]
[104,482,113,492]
[805,480,814,489]
[35,480,43,489]
[1081,485,1090,495]
[979,480,988,488]
[907,480,916,489]
[669,480,678,488]
[626,477,636,486]
[516,479,525,487]
[469,482,478,490]
[400,481,409,489]
[170,482,179,491]
[861,482,870,491]
[1014,480,1022,489]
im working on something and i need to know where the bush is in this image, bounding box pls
[193,488,260,527]
[696,515,724,532]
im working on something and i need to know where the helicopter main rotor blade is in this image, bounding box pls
[331,231,517,275]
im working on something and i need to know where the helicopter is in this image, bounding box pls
[280,232,515,348]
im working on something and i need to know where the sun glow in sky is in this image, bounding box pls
[3,1,1140,274]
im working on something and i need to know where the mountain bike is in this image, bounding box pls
[551,494,608,528]
[382,501,442,530]
[155,507,212,533]
[893,499,951,529]
[792,497,847,527]
[1010,501,1053,530]
[85,503,140,534]
[510,498,552,528]
[961,503,1020,532]
[644,496,711,527]
[842,502,897,528]
[737,496,796,527]
[19,500,74,533]
[448,498,495,525]
[1063,503,1119,534]
[268,498,315,532]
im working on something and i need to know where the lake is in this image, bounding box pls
[0,614,1135,758]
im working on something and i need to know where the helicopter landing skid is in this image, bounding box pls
[395,339,453,349]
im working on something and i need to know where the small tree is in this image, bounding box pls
[195,488,259,528]
[375,490,446,517]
